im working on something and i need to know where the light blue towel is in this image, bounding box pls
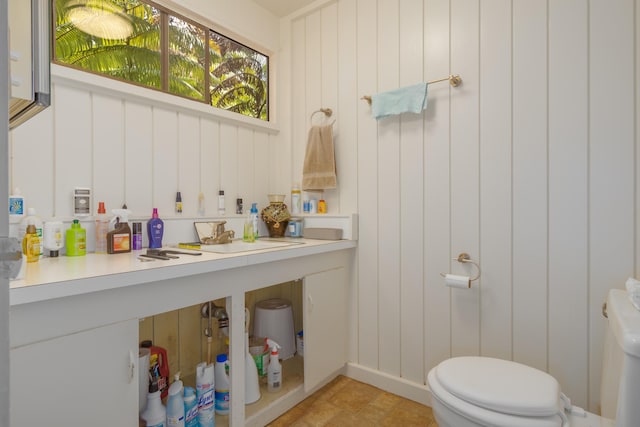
[371,83,428,120]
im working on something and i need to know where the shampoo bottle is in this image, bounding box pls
[148,208,164,249]
[22,223,40,263]
[43,221,64,257]
[166,374,185,427]
[95,201,109,253]
[266,339,282,393]
[65,219,86,256]
[19,208,43,258]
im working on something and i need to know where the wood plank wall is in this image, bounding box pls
[284,0,638,411]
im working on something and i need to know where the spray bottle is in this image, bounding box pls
[266,338,282,393]
[107,209,132,254]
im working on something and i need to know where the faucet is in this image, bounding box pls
[200,221,235,244]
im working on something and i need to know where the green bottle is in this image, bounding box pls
[66,219,86,256]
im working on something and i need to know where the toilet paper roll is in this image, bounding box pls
[138,348,150,414]
[445,274,471,289]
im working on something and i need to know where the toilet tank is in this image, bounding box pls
[600,289,640,426]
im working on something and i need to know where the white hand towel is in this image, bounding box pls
[302,124,337,191]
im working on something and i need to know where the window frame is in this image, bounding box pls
[51,0,272,123]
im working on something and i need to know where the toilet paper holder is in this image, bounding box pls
[440,253,481,282]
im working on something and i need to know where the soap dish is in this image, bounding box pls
[303,228,343,240]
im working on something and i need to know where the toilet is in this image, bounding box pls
[427,289,640,427]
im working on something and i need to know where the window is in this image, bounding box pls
[53,0,269,120]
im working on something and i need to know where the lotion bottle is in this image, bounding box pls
[147,208,164,249]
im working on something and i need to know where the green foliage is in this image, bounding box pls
[54,0,268,120]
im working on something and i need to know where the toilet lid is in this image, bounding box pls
[434,357,562,417]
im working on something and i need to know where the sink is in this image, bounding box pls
[198,239,303,254]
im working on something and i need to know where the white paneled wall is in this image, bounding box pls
[284,0,639,411]
[10,71,279,225]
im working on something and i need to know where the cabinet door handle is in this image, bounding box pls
[308,295,314,313]
[128,351,135,384]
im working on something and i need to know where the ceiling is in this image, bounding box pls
[252,0,317,17]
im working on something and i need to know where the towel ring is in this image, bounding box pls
[439,252,481,282]
[310,108,334,125]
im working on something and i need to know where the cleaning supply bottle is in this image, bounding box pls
[214,354,230,415]
[195,362,215,427]
[65,219,86,256]
[107,209,132,254]
[141,340,170,399]
[166,374,185,427]
[141,381,166,427]
[243,209,255,242]
[266,339,282,393]
[183,386,198,427]
[95,201,109,253]
[19,208,43,258]
[250,203,259,240]
[148,208,164,249]
[22,223,40,263]
[245,309,261,404]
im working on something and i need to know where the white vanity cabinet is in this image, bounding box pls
[10,319,139,426]
[303,267,348,392]
[9,240,355,426]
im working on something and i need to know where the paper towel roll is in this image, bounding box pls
[445,274,471,289]
[138,348,150,414]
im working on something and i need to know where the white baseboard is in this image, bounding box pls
[344,362,433,407]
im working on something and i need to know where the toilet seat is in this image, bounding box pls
[428,357,567,427]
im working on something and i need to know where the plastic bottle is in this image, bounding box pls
[167,374,185,427]
[141,381,166,427]
[107,209,132,254]
[243,209,255,243]
[250,203,259,240]
[95,201,109,254]
[22,223,40,263]
[291,183,301,214]
[218,190,225,216]
[141,340,170,399]
[183,386,198,427]
[65,219,86,256]
[132,222,143,250]
[19,208,43,258]
[175,192,183,214]
[195,362,215,427]
[43,221,64,257]
[214,354,230,415]
[148,208,164,249]
[266,339,282,393]
[8,188,25,223]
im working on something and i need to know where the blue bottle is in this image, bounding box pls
[183,386,198,427]
[148,208,164,248]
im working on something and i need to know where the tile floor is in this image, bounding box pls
[266,375,439,427]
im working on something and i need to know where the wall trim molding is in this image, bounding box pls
[345,362,433,407]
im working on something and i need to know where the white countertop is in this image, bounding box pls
[10,238,356,306]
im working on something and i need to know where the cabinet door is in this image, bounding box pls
[11,319,139,426]
[303,267,347,391]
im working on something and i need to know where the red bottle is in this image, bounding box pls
[141,340,170,399]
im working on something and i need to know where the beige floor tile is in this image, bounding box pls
[266,375,438,427]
